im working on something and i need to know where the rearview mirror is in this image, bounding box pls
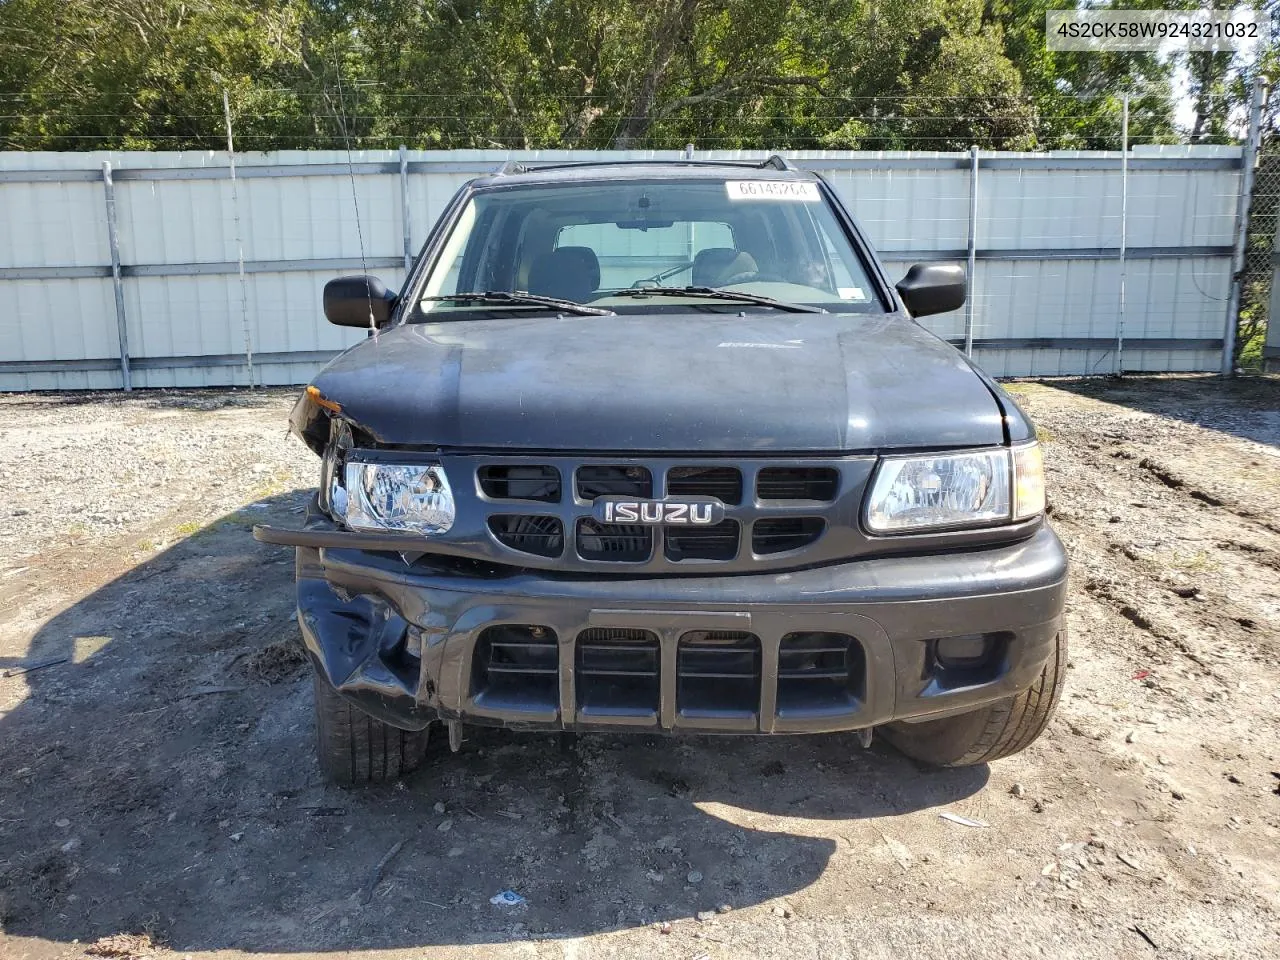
[323,275,397,328]
[895,263,966,318]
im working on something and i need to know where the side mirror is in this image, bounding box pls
[323,276,397,328]
[895,263,966,318]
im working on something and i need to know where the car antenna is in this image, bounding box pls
[332,52,377,340]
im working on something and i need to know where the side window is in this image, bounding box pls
[422,200,478,297]
[814,219,869,302]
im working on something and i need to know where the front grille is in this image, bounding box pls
[577,518,652,562]
[479,465,561,502]
[471,625,558,710]
[757,467,839,501]
[576,465,652,500]
[752,517,825,554]
[777,632,864,714]
[471,456,860,571]
[488,515,564,558]
[667,466,743,504]
[575,628,660,716]
[677,630,761,716]
[665,519,739,561]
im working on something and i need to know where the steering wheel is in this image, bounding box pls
[633,261,695,288]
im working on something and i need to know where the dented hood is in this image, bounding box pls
[300,313,1004,452]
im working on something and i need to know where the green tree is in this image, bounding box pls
[0,0,317,150]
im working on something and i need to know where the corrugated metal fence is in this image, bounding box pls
[0,147,1244,391]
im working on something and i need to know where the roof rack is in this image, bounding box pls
[489,155,802,176]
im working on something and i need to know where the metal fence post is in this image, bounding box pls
[222,90,254,386]
[101,160,131,391]
[399,145,412,271]
[963,145,978,356]
[1116,93,1129,376]
[1223,75,1267,375]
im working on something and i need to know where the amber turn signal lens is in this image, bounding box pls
[1012,442,1046,521]
[306,384,342,413]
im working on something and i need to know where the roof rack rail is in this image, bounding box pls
[760,154,796,171]
[485,156,803,176]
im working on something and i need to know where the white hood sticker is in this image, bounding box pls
[725,180,820,202]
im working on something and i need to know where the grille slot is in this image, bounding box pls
[470,625,559,711]
[478,465,561,502]
[677,630,761,716]
[752,517,825,554]
[488,515,564,558]
[576,465,652,500]
[777,632,864,715]
[576,628,660,716]
[665,519,739,561]
[667,466,743,504]
[757,467,839,501]
[576,518,653,562]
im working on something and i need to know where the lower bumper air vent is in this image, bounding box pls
[777,632,864,715]
[677,630,761,717]
[575,628,660,718]
[471,625,559,711]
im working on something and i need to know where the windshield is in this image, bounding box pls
[415,177,885,316]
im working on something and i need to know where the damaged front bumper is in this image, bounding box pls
[255,516,1067,736]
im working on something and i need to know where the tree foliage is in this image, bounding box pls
[0,0,1257,152]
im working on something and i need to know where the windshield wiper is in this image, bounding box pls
[421,291,614,317]
[605,286,824,314]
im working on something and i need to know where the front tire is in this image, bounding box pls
[883,629,1067,767]
[312,672,430,785]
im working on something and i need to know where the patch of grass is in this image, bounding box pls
[1165,549,1220,573]
[252,468,299,500]
[1034,424,1056,444]
[173,520,204,538]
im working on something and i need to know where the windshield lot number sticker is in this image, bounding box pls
[726,180,820,202]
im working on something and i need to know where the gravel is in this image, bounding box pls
[0,375,1277,960]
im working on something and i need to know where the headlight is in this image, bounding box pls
[339,460,455,535]
[865,443,1044,533]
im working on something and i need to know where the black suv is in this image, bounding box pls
[255,157,1067,784]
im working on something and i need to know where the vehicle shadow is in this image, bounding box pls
[1026,373,1280,449]
[0,493,988,953]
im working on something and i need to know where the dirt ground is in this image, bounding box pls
[0,375,1277,960]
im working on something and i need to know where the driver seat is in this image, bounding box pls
[692,248,758,287]
[527,246,601,302]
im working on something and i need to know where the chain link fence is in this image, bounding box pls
[1241,142,1280,371]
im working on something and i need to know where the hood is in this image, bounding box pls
[304,312,1004,452]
